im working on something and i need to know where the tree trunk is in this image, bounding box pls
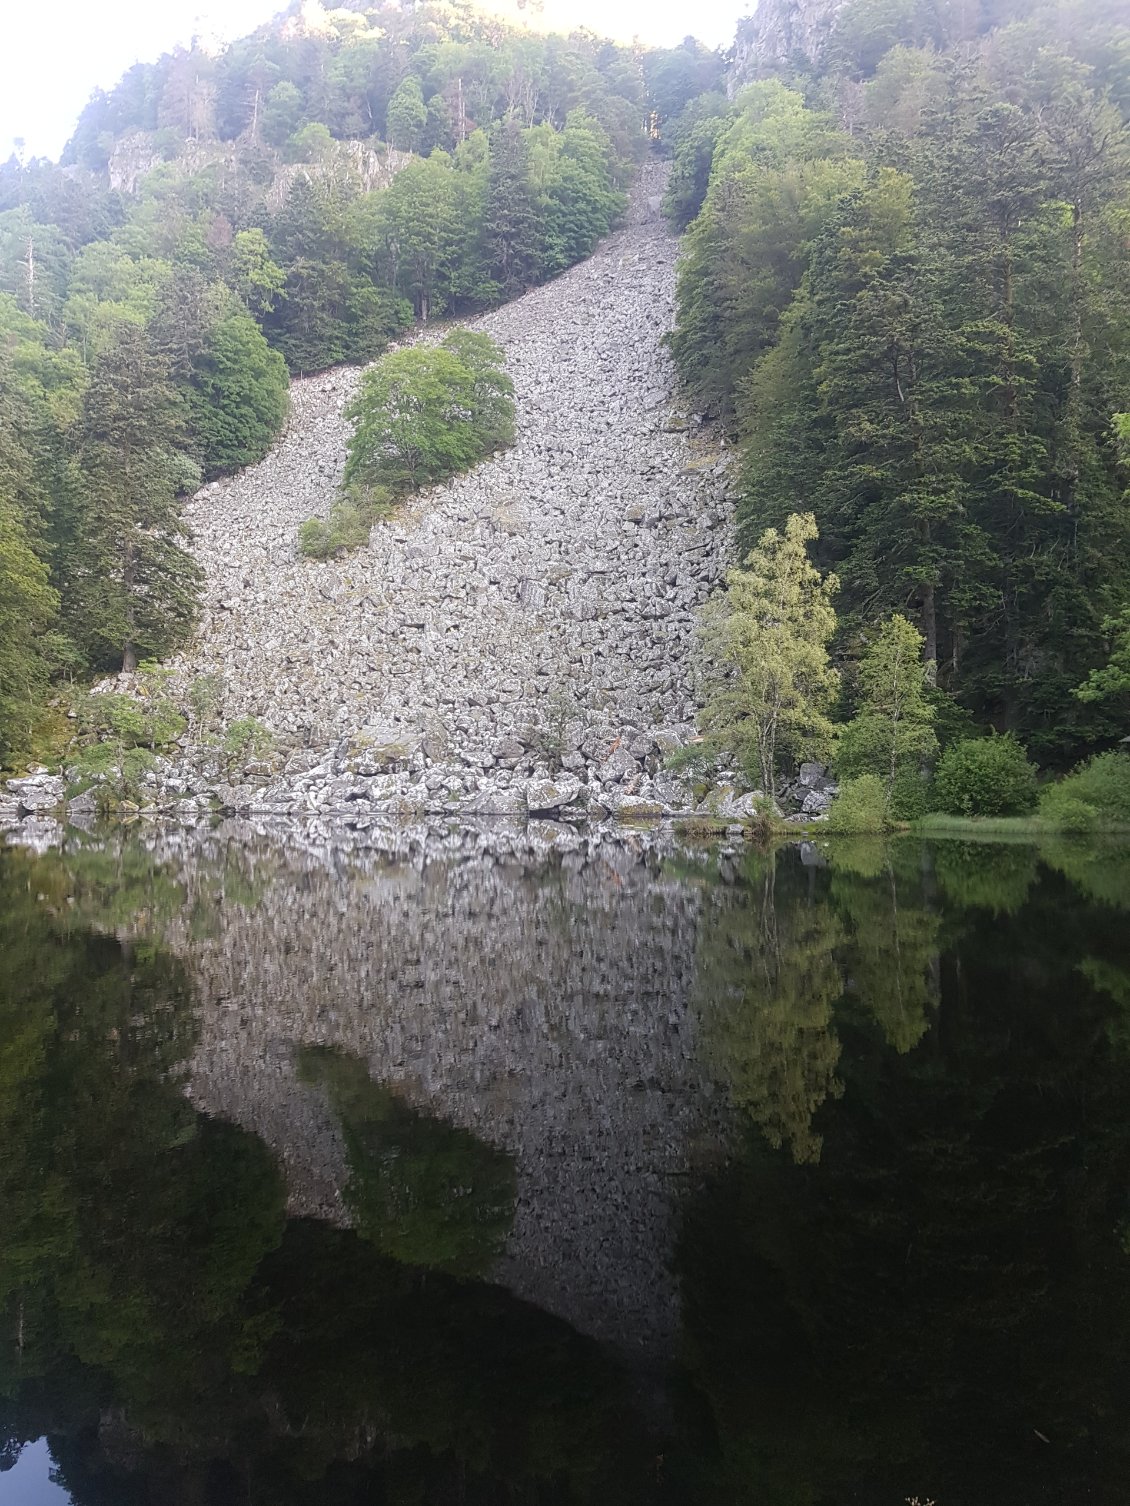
[123,642,137,674]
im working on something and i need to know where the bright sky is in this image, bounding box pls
[0,0,752,162]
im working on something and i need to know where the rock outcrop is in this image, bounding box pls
[144,158,732,817]
[728,0,849,89]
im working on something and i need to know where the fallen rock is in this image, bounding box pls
[526,774,584,813]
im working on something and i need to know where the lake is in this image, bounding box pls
[0,819,1127,1505]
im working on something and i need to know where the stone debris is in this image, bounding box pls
[102,158,734,819]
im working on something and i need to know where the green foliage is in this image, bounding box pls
[933,736,1039,818]
[342,332,514,499]
[700,512,840,798]
[64,322,203,672]
[662,95,728,229]
[827,773,892,833]
[386,76,427,152]
[837,615,938,805]
[670,18,1130,764]
[1037,785,1101,833]
[1041,751,1130,829]
[298,488,390,559]
[221,716,274,772]
[1074,608,1130,708]
[79,684,185,750]
[483,118,543,301]
[188,307,289,476]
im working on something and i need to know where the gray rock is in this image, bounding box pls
[526,774,584,813]
[6,772,66,812]
[802,788,835,815]
[798,762,827,788]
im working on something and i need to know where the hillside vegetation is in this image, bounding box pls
[667,0,1130,769]
[0,0,720,761]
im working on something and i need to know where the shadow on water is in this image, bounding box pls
[0,826,1127,1503]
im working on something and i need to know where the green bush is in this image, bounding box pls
[1042,750,1130,828]
[223,717,275,772]
[69,742,158,811]
[1037,785,1099,833]
[79,688,185,750]
[889,765,929,821]
[827,774,891,833]
[932,735,1038,817]
[298,489,391,560]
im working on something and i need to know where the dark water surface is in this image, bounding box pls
[0,822,1127,1506]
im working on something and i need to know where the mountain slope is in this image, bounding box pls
[165,159,732,815]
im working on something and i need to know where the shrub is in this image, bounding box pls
[68,742,158,811]
[79,687,185,750]
[827,774,890,833]
[889,765,929,821]
[1046,750,1130,827]
[223,717,275,772]
[932,735,1038,817]
[1037,784,1099,833]
[298,489,391,560]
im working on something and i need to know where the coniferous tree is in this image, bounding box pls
[483,118,543,301]
[67,324,202,672]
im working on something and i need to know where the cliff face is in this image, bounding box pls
[728,0,849,90]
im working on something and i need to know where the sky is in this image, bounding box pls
[0,0,751,162]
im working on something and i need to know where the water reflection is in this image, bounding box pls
[0,823,1127,1503]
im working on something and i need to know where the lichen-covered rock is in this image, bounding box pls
[526,774,584,812]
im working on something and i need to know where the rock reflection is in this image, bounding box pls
[147,819,725,1360]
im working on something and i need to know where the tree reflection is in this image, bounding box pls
[299,1046,517,1277]
[0,848,660,1505]
[830,842,940,1054]
[694,853,845,1165]
[677,844,1130,1505]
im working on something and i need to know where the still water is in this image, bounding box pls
[0,820,1127,1505]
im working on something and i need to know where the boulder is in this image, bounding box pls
[5,772,66,812]
[696,786,769,820]
[525,774,583,812]
[600,746,641,784]
[802,788,835,816]
[798,761,827,788]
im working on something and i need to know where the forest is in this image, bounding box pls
[666,0,1130,770]
[3,0,1130,799]
[0,0,719,760]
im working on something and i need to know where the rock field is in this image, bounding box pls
[150,157,734,817]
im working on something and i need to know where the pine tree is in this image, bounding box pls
[0,351,58,759]
[837,615,939,802]
[188,309,289,477]
[482,119,543,301]
[67,324,202,672]
[386,76,427,152]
